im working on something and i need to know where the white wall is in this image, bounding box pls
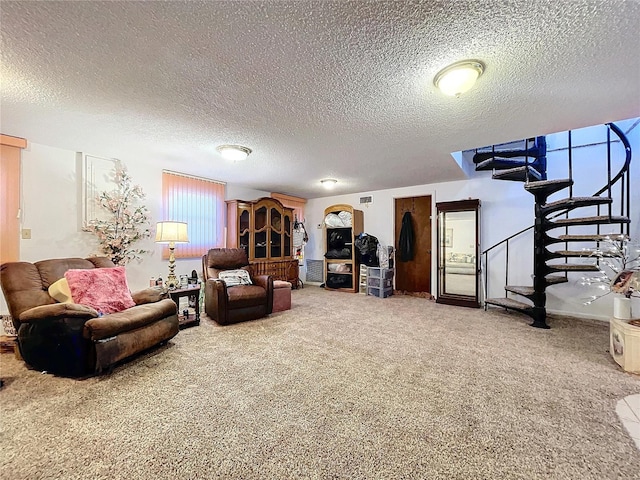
[304,176,533,286]
[0,141,269,320]
[305,119,640,321]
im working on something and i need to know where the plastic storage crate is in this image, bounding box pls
[366,267,393,298]
[367,267,393,287]
[368,276,393,288]
[358,268,367,294]
[367,286,393,298]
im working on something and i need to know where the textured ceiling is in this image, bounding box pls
[1,1,639,198]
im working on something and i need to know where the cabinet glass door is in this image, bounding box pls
[436,199,480,308]
[239,209,250,257]
[239,209,250,232]
[270,207,282,258]
[284,213,292,257]
[254,206,268,259]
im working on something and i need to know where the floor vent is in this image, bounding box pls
[306,259,324,283]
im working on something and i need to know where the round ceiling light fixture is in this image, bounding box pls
[320,178,338,189]
[216,144,252,161]
[433,60,485,97]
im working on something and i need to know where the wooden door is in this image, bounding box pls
[394,195,432,293]
[1,135,26,264]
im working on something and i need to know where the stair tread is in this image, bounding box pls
[493,165,543,182]
[545,275,568,285]
[557,234,624,242]
[505,285,535,296]
[485,297,533,310]
[547,263,600,272]
[543,196,612,211]
[473,138,546,163]
[551,215,630,227]
[525,178,573,192]
[476,158,536,171]
[552,249,598,257]
[553,249,623,258]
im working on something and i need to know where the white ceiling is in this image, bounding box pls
[2,1,639,199]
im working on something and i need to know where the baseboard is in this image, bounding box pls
[546,308,608,324]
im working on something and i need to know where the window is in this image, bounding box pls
[271,193,307,261]
[162,171,225,259]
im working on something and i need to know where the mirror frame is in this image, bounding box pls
[435,199,481,308]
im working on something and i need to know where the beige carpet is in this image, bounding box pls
[1,286,639,479]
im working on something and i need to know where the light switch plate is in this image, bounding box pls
[21,229,31,239]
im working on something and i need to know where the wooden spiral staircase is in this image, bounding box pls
[477,123,632,328]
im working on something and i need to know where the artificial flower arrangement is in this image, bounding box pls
[83,161,151,266]
[579,234,640,304]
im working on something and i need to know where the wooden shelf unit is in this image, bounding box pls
[323,204,364,293]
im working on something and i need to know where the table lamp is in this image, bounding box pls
[155,221,189,289]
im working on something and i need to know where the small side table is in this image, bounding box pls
[610,317,640,374]
[0,335,17,355]
[169,285,201,329]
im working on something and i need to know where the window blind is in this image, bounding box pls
[162,171,225,259]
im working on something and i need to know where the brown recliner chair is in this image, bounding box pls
[202,248,273,325]
[0,257,179,377]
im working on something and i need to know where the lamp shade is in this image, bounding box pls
[155,222,189,243]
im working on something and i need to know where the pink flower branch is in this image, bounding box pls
[83,161,151,266]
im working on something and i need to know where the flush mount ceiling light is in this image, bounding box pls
[320,178,338,189]
[216,144,252,161]
[434,60,485,97]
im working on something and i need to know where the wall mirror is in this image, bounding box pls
[436,199,481,308]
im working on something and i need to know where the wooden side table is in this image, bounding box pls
[169,285,201,329]
[0,335,17,355]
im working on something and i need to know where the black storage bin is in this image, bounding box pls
[326,273,353,290]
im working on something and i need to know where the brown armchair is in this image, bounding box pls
[202,248,273,325]
[0,257,179,377]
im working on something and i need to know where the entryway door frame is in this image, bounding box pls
[393,195,433,294]
[0,134,27,264]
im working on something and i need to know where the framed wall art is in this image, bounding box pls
[76,152,115,229]
[444,228,453,247]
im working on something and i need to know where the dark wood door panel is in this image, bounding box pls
[394,196,432,293]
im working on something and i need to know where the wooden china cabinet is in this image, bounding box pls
[226,197,300,287]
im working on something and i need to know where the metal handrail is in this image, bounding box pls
[481,122,632,304]
[482,224,533,307]
[593,123,632,197]
[483,225,534,255]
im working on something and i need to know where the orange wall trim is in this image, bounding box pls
[0,134,27,149]
[270,192,307,204]
[271,192,307,223]
[0,136,25,264]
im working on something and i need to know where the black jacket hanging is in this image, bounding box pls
[398,211,414,262]
[354,233,380,267]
